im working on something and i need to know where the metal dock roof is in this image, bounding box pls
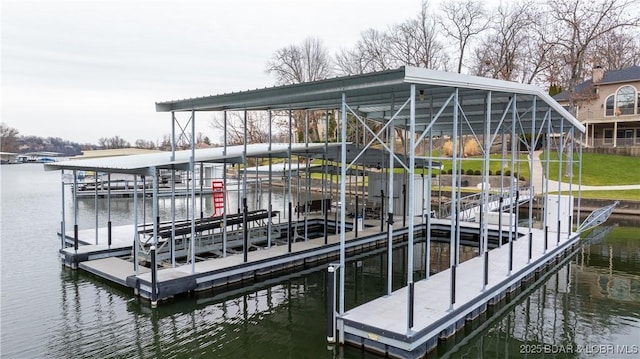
[155,66,584,136]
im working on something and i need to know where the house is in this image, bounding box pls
[554,65,640,148]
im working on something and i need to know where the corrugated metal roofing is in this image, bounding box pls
[156,66,584,136]
[44,143,441,174]
[44,143,339,175]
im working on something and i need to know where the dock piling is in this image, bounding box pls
[108,221,112,248]
[327,265,336,343]
[243,198,248,263]
[408,281,415,329]
[483,251,488,288]
[150,245,157,307]
[450,264,456,309]
[380,190,384,232]
[74,224,78,252]
[288,202,292,253]
[508,240,513,274]
[528,232,532,263]
[544,226,548,253]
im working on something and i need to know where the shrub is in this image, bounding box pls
[495,170,501,176]
[463,138,482,156]
[505,170,511,176]
[447,169,453,175]
[466,169,474,175]
[442,140,453,157]
[488,170,493,176]
[520,176,526,181]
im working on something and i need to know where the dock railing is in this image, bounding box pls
[438,188,532,221]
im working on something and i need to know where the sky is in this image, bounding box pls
[2,0,426,145]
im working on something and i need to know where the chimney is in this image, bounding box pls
[592,65,604,83]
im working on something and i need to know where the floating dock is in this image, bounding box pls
[60,216,509,303]
[338,227,579,358]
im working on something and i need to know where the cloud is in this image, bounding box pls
[2,0,423,144]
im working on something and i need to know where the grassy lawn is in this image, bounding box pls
[552,189,640,201]
[438,154,531,179]
[542,152,640,186]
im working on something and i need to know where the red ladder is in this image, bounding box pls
[211,180,225,217]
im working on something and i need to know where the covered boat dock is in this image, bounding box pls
[46,66,587,357]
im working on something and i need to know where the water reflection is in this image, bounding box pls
[434,224,640,359]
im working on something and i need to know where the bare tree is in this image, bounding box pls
[0,123,20,153]
[98,136,130,149]
[209,112,285,145]
[335,47,370,76]
[265,37,333,85]
[520,14,559,85]
[586,29,640,70]
[439,0,490,73]
[545,0,640,108]
[387,2,448,70]
[471,1,535,81]
[335,28,396,75]
[265,37,333,143]
[134,139,156,149]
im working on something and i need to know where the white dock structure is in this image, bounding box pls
[45,66,591,357]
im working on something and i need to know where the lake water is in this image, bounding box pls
[1,163,639,358]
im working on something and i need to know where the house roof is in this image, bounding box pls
[554,65,640,101]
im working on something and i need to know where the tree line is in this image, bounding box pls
[0,122,212,154]
[246,0,638,144]
[269,0,638,92]
[213,0,638,146]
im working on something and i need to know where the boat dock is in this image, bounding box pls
[338,227,579,358]
[44,66,601,357]
[60,216,510,304]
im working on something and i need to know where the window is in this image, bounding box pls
[604,86,639,116]
[605,95,614,116]
[603,129,613,144]
[616,86,635,115]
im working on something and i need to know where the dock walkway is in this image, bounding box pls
[63,216,436,303]
[338,226,579,358]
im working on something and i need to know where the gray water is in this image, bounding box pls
[1,163,639,358]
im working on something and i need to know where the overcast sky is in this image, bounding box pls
[2,0,428,144]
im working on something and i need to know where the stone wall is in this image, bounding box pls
[435,174,529,189]
[583,147,640,157]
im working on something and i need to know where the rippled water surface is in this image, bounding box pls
[1,164,639,358]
